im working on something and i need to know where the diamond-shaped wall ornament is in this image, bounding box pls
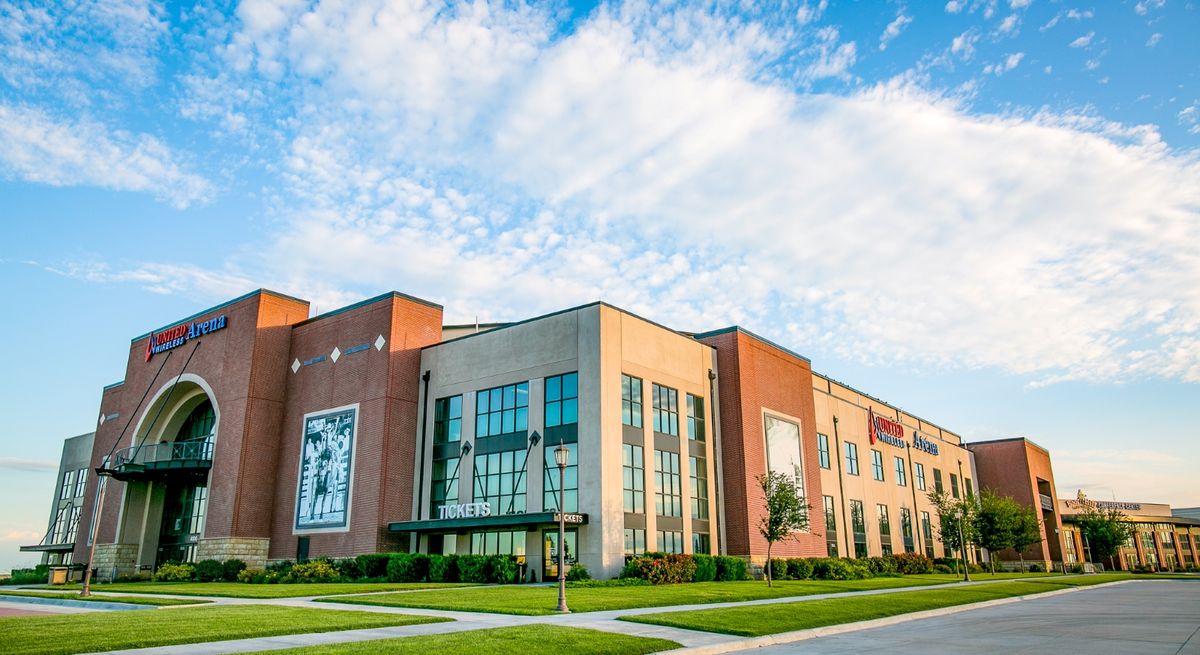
[291,358,301,373]
[331,346,341,363]
[374,335,386,351]
[99,413,106,425]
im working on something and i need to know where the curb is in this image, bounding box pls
[657,579,1136,654]
[0,594,155,611]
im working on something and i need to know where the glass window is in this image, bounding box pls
[52,507,70,543]
[950,473,960,498]
[65,505,81,544]
[844,442,860,476]
[473,449,527,514]
[74,469,88,498]
[471,530,526,556]
[877,504,892,555]
[622,374,643,428]
[654,450,682,517]
[900,507,914,553]
[543,443,578,513]
[933,468,944,494]
[543,529,577,579]
[765,415,806,499]
[545,372,578,428]
[430,457,459,515]
[915,462,926,491]
[894,457,907,486]
[921,511,934,558]
[817,433,830,469]
[622,444,645,513]
[187,485,207,535]
[60,471,74,500]
[965,478,974,500]
[651,384,679,436]
[624,528,646,556]
[657,530,684,554]
[692,532,711,554]
[434,395,462,444]
[851,499,867,558]
[475,382,529,438]
[824,495,838,557]
[687,394,705,441]
[690,456,709,520]
[871,449,885,481]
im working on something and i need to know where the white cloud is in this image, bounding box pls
[0,104,213,208]
[951,30,981,60]
[796,1,829,25]
[1069,31,1094,48]
[997,14,1019,34]
[1009,0,1032,8]
[945,1,964,13]
[983,52,1024,75]
[879,13,913,51]
[0,457,57,472]
[1135,0,1166,15]
[1146,33,1163,47]
[1181,103,1200,135]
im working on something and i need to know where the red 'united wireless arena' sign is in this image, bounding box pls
[145,315,227,361]
[868,409,906,448]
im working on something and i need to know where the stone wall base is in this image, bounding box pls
[93,543,138,581]
[196,537,270,570]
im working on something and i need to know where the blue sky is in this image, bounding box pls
[1,0,1198,572]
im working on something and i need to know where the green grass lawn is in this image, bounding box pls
[319,576,974,615]
[0,590,208,606]
[252,625,679,655]
[56,581,473,598]
[0,605,450,655]
[620,574,1141,636]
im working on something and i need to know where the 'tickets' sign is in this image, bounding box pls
[438,502,493,520]
[868,408,906,448]
[145,315,227,361]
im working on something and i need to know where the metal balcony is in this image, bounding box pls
[1040,493,1054,511]
[104,439,213,481]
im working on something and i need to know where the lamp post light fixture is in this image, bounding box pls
[554,442,570,614]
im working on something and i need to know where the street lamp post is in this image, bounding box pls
[554,443,570,613]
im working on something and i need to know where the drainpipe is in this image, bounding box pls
[708,368,724,556]
[412,370,431,552]
[832,416,852,558]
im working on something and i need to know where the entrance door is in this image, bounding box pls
[156,478,207,565]
[542,528,577,579]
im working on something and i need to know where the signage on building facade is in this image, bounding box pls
[867,408,906,448]
[556,513,585,525]
[1065,499,1142,512]
[438,502,493,520]
[912,433,940,455]
[145,314,227,361]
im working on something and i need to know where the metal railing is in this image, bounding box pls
[1040,493,1054,511]
[104,438,213,470]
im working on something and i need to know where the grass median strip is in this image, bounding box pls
[0,590,208,606]
[317,576,973,615]
[251,625,679,655]
[620,575,1138,636]
[0,605,450,655]
[55,581,472,598]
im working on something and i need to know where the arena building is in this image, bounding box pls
[1059,498,1200,571]
[37,289,1075,579]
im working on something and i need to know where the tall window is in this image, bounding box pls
[764,415,806,500]
[544,372,578,427]
[622,374,643,428]
[652,384,679,436]
[817,433,830,469]
[473,449,526,514]
[434,395,462,444]
[686,394,706,441]
[915,462,927,491]
[476,382,529,437]
[622,444,645,513]
[965,478,974,500]
[544,443,578,512]
[824,495,838,557]
[851,499,867,558]
[52,507,70,543]
[624,528,646,555]
[690,456,709,520]
[950,473,960,498]
[430,458,459,514]
[844,442,860,476]
[60,471,74,500]
[693,532,711,554]
[472,530,526,556]
[877,504,893,556]
[657,530,684,553]
[894,457,907,486]
[65,505,81,544]
[933,468,944,494]
[901,507,914,553]
[654,450,682,517]
[74,469,87,498]
[921,511,934,558]
[871,449,885,481]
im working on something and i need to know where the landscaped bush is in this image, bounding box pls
[887,553,934,575]
[620,554,697,584]
[565,562,591,581]
[810,558,869,580]
[457,555,490,584]
[113,573,153,583]
[767,559,791,581]
[487,555,518,584]
[386,553,431,583]
[154,562,195,582]
[863,557,896,575]
[968,563,984,574]
[1068,563,1085,574]
[567,577,650,588]
[713,556,748,581]
[1,565,50,585]
[692,554,717,582]
[266,560,295,575]
[786,558,814,580]
[428,554,459,583]
[1027,563,1044,573]
[933,564,954,574]
[329,558,361,581]
[237,568,262,583]
[193,559,224,582]
[287,559,339,582]
[356,553,393,579]
[1131,563,1155,574]
[222,559,247,582]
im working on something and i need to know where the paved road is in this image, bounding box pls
[739,581,1200,654]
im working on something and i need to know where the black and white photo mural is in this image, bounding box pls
[294,404,357,531]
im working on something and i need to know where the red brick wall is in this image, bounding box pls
[700,330,826,559]
[967,439,1064,562]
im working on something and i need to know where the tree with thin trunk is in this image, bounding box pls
[1074,503,1135,571]
[928,489,979,581]
[757,471,809,587]
[975,490,1018,574]
[1008,505,1043,573]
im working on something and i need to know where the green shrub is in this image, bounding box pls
[154,562,195,582]
[193,559,223,582]
[568,577,650,588]
[2,565,51,585]
[287,559,340,582]
[811,558,869,580]
[386,553,431,583]
[864,557,897,575]
[113,573,153,583]
[457,555,490,583]
[1027,563,1044,573]
[715,556,749,581]
[786,558,814,580]
[767,558,791,581]
[428,554,459,583]
[266,560,294,575]
[888,553,934,574]
[692,554,717,582]
[619,554,697,584]
[356,553,392,579]
[933,564,954,574]
[968,563,984,574]
[486,555,518,584]
[565,562,591,581]
[331,558,362,581]
[221,559,247,582]
[237,568,265,583]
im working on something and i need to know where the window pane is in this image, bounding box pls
[546,376,561,402]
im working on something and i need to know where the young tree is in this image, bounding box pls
[1008,506,1043,573]
[757,471,809,587]
[975,491,1044,573]
[1075,505,1136,571]
[928,489,979,581]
